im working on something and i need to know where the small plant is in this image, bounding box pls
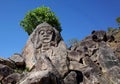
[67,38,79,47]
[14,67,29,74]
[108,27,115,32]
[24,67,29,72]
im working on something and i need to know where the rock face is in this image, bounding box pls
[9,53,25,68]
[68,30,120,84]
[0,55,24,84]
[0,23,120,84]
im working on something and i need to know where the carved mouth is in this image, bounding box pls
[43,38,50,40]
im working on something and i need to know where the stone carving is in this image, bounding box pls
[21,22,68,84]
[22,22,62,69]
[17,23,67,84]
[31,22,61,60]
[29,22,68,77]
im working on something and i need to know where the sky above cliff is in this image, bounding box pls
[0,0,120,58]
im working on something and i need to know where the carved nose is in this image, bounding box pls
[43,32,47,35]
[43,33,49,37]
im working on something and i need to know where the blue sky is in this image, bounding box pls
[0,0,120,58]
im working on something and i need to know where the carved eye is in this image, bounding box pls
[39,30,44,35]
[47,30,52,34]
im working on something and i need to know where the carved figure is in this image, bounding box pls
[31,22,61,60]
[30,22,68,77]
[32,22,61,51]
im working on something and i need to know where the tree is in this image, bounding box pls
[20,6,62,35]
[116,17,120,23]
[116,17,120,28]
[108,17,120,31]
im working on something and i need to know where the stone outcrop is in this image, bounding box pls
[2,73,21,84]
[0,23,120,84]
[0,57,15,68]
[68,30,120,84]
[0,64,14,81]
[9,53,25,68]
[0,54,25,84]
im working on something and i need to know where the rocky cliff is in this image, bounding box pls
[0,23,120,84]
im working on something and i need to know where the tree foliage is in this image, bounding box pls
[116,17,120,23]
[20,6,61,35]
[108,17,120,31]
[116,17,120,28]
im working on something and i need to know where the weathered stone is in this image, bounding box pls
[19,22,68,84]
[105,66,120,84]
[23,22,68,77]
[64,71,77,84]
[83,74,111,84]
[34,55,52,71]
[50,43,68,77]
[64,71,84,84]
[18,70,63,84]
[68,51,83,62]
[9,53,25,67]
[91,30,107,42]
[4,23,119,84]
[83,56,102,75]
[106,34,115,42]
[70,37,98,57]
[22,22,67,72]
[22,37,35,70]
[2,73,21,84]
[69,61,88,72]
[0,64,14,81]
[113,44,120,58]
[0,57,15,68]
[78,39,97,49]
[33,54,61,79]
[98,42,120,72]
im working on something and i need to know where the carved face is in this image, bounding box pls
[38,26,54,43]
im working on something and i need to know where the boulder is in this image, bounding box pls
[64,71,77,84]
[69,34,120,84]
[2,73,21,84]
[0,57,15,68]
[18,70,63,84]
[105,66,120,84]
[91,30,107,42]
[98,42,120,72]
[69,61,88,71]
[9,53,25,68]
[0,64,14,81]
